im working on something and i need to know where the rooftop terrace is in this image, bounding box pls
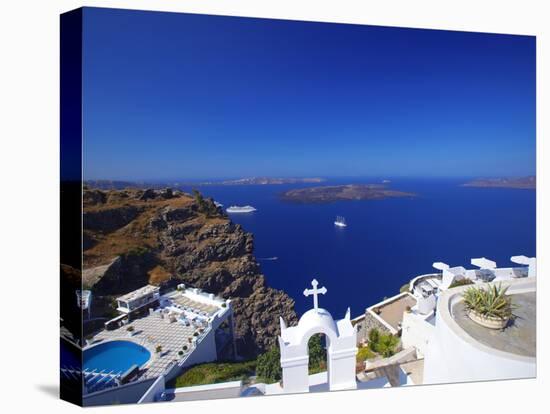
[370,293,417,331]
[451,291,536,358]
[163,291,220,317]
[117,285,160,302]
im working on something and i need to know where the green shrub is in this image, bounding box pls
[375,334,400,358]
[368,328,380,344]
[256,346,281,383]
[449,278,474,289]
[256,335,328,383]
[125,246,149,257]
[367,328,399,358]
[463,284,514,320]
[192,189,219,218]
[357,346,376,362]
[170,361,257,388]
[308,334,326,371]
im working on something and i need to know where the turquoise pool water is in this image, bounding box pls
[83,340,151,373]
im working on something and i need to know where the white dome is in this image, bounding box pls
[298,308,338,336]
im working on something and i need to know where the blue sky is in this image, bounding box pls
[82,8,535,181]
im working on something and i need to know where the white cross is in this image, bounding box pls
[303,279,327,312]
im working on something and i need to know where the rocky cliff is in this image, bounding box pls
[83,188,297,357]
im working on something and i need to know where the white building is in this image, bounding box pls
[401,255,536,382]
[80,284,236,405]
[116,285,160,314]
[422,277,535,384]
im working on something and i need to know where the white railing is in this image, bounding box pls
[408,273,441,293]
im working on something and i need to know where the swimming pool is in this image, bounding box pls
[83,340,151,373]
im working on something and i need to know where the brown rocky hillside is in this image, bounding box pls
[83,187,297,357]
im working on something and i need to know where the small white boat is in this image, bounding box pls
[226,205,257,213]
[214,201,223,207]
[334,216,347,227]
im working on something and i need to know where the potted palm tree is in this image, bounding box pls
[126,326,135,337]
[462,284,515,329]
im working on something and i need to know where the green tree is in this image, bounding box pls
[256,334,329,382]
[193,189,206,209]
[376,334,400,358]
[368,328,399,358]
[368,328,380,346]
[308,334,326,371]
[356,346,375,362]
[256,346,281,383]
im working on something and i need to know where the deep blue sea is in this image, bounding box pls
[178,178,536,318]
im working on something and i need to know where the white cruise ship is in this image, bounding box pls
[334,216,347,227]
[226,205,257,213]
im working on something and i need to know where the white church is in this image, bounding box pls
[276,279,358,393]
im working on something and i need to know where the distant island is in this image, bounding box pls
[204,177,326,185]
[85,180,152,190]
[85,177,326,190]
[280,184,416,203]
[462,176,536,190]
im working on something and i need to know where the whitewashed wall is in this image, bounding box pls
[167,381,243,402]
[137,376,165,404]
[401,312,435,357]
[423,279,536,384]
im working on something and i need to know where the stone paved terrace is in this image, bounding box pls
[375,294,417,331]
[452,292,536,357]
[91,311,208,379]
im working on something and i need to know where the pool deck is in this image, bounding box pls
[90,312,207,379]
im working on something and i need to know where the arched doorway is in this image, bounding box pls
[307,333,328,377]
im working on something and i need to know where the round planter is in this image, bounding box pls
[467,310,508,330]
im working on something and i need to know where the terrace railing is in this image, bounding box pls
[61,366,123,394]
